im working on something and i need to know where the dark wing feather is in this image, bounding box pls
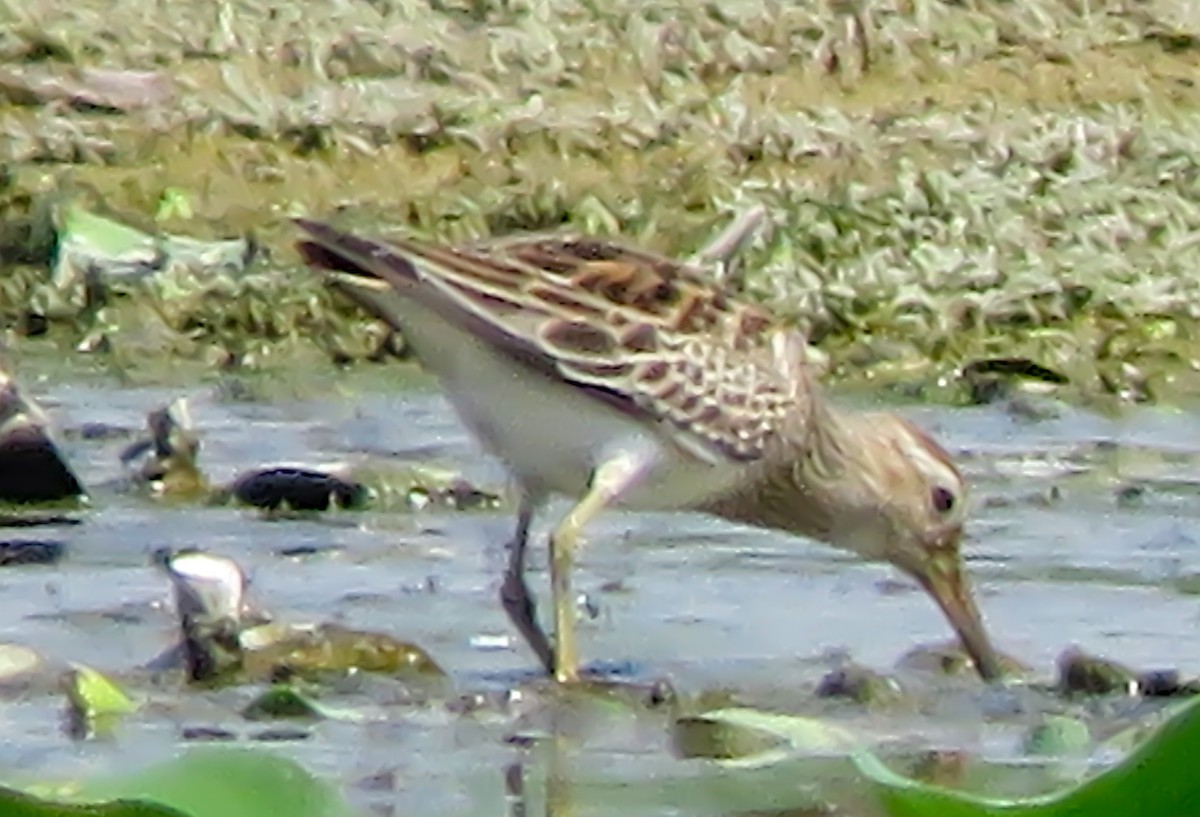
[295,218,810,462]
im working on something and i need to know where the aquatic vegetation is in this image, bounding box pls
[0,748,351,817]
[63,664,138,739]
[120,398,210,500]
[7,692,1199,816]
[153,547,445,685]
[674,697,1200,816]
[0,0,1198,402]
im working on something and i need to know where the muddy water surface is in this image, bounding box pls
[3,364,1200,816]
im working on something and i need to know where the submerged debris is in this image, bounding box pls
[1056,648,1139,697]
[895,641,1031,680]
[0,539,67,566]
[901,750,971,789]
[156,548,251,684]
[152,548,444,685]
[815,664,904,708]
[245,622,444,681]
[1056,648,1200,698]
[672,712,792,761]
[119,397,361,510]
[117,396,500,514]
[120,397,208,500]
[404,475,501,512]
[240,685,326,721]
[1020,714,1092,758]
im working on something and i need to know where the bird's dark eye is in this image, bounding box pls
[931,486,956,514]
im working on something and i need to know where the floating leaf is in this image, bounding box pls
[62,664,138,740]
[5,747,351,817]
[694,696,1200,816]
[677,707,857,768]
[64,665,137,719]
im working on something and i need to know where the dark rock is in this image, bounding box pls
[0,539,66,566]
[1057,648,1138,696]
[231,467,370,511]
[0,373,85,504]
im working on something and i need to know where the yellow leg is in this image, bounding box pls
[548,507,586,684]
[550,453,649,684]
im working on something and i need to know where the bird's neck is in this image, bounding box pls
[700,394,858,544]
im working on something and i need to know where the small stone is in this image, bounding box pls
[1057,648,1138,696]
[815,664,904,707]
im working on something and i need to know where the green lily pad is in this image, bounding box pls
[675,708,857,769]
[694,695,1200,816]
[2,747,351,817]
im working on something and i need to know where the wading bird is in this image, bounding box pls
[295,217,1003,683]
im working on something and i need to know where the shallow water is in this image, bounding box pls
[3,364,1200,815]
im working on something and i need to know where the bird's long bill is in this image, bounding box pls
[915,552,1004,681]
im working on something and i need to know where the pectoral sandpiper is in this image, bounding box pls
[295,218,1003,683]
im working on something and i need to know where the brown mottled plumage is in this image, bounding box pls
[295,218,1002,683]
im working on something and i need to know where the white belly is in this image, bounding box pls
[395,306,744,510]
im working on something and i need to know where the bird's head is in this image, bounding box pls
[806,412,1002,681]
